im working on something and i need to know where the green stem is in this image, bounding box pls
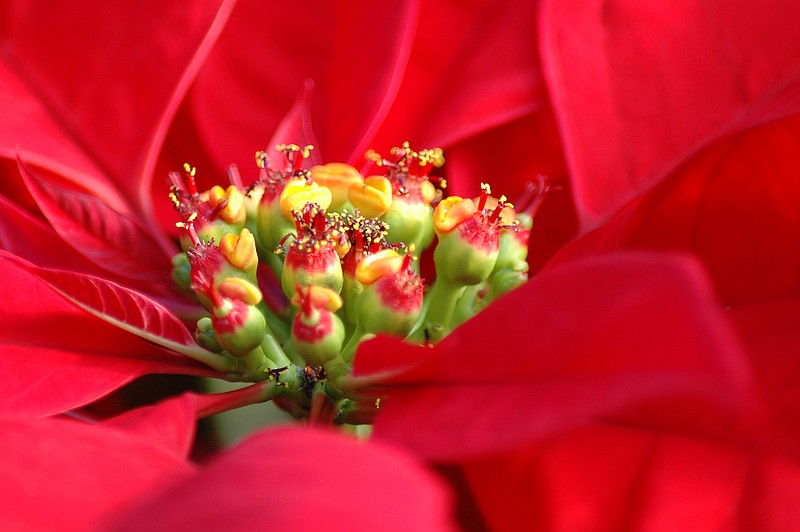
[340,323,366,363]
[261,333,292,368]
[407,276,465,343]
[195,380,286,419]
[236,346,270,382]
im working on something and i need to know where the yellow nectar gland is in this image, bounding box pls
[433,196,476,235]
[348,175,393,218]
[291,285,343,312]
[217,277,263,305]
[355,249,404,285]
[208,185,247,224]
[219,228,258,273]
[310,163,364,209]
[279,178,332,220]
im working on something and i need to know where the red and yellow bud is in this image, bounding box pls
[354,251,422,337]
[291,286,345,366]
[211,297,267,358]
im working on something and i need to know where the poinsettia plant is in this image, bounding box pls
[1,0,800,530]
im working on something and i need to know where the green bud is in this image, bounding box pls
[292,308,346,366]
[171,252,192,292]
[212,299,267,358]
[433,223,499,285]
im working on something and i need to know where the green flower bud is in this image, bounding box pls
[291,286,346,366]
[212,298,267,358]
[171,252,192,292]
[194,316,222,352]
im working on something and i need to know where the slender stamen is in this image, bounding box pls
[515,175,559,218]
[183,163,199,196]
[227,164,244,189]
[489,196,513,224]
[478,183,491,211]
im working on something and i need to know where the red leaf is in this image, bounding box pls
[188,0,421,173]
[353,254,752,461]
[728,297,800,458]
[265,80,321,165]
[0,1,229,192]
[0,60,126,210]
[367,0,544,158]
[549,113,800,306]
[0,192,104,273]
[461,425,800,530]
[1,250,229,372]
[0,415,191,531]
[0,254,211,416]
[102,384,284,460]
[103,427,454,531]
[541,0,800,228]
[102,393,200,460]
[18,158,174,282]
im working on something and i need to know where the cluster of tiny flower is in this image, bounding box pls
[168,142,551,422]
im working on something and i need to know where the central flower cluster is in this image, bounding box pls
[169,143,548,422]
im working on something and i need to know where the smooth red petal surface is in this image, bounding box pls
[462,425,800,531]
[0,255,209,416]
[542,0,800,228]
[729,297,800,458]
[189,0,419,174]
[367,0,544,159]
[103,383,297,460]
[0,1,228,194]
[0,415,192,531]
[102,392,201,460]
[354,254,752,461]
[105,427,455,531]
[549,113,800,306]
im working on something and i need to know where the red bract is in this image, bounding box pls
[352,254,753,460]
[1,1,798,530]
[542,0,800,230]
[0,405,453,531]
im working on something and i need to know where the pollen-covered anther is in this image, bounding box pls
[219,228,258,273]
[348,176,393,218]
[355,249,404,285]
[433,196,476,235]
[279,178,332,220]
[217,277,262,305]
[277,143,315,175]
